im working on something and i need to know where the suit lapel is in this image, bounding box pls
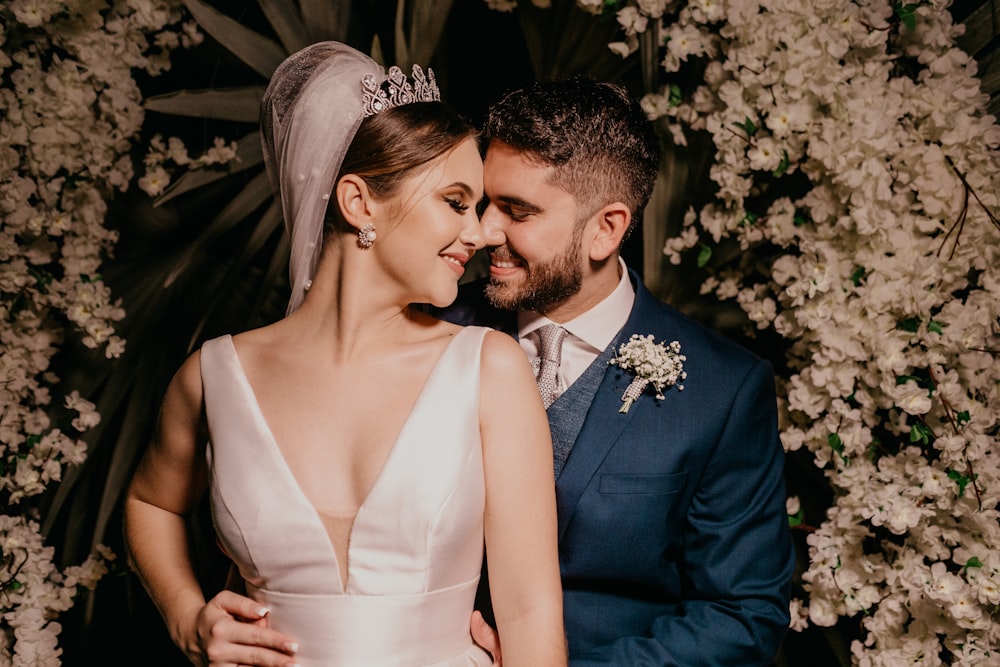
[555,357,638,540]
[554,272,664,541]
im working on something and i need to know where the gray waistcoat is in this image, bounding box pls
[547,337,622,478]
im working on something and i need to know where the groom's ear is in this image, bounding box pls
[588,202,631,261]
[336,174,378,229]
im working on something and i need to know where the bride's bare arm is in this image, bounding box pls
[124,353,298,667]
[479,330,567,666]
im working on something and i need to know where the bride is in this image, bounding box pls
[124,41,566,666]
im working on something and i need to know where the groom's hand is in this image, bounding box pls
[471,610,502,665]
[186,590,299,667]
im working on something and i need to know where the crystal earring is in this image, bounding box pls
[357,223,376,249]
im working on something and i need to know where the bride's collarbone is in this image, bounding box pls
[236,330,455,447]
[251,361,434,446]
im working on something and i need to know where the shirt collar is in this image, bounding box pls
[518,257,635,351]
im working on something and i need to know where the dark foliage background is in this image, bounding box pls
[44,1,998,665]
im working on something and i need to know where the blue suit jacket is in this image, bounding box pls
[439,270,794,666]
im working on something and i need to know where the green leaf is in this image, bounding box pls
[948,469,971,497]
[144,87,265,123]
[964,556,983,571]
[793,210,810,226]
[828,433,849,464]
[739,211,759,227]
[957,410,971,424]
[696,244,712,268]
[788,510,804,527]
[732,116,758,136]
[895,3,919,31]
[896,317,920,332]
[772,149,790,177]
[928,320,944,334]
[850,266,866,286]
[28,268,53,293]
[910,422,933,445]
[668,84,682,107]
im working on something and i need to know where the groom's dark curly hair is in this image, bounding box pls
[484,75,662,235]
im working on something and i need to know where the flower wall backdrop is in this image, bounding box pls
[0,2,196,663]
[3,0,998,664]
[526,0,998,664]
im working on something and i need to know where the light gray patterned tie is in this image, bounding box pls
[534,324,567,409]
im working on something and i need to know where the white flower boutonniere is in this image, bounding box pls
[609,334,687,413]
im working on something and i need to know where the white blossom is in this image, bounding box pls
[616,6,648,36]
[2,0,191,658]
[643,0,1000,659]
[609,334,686,413]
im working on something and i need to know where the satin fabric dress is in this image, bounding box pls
[199,327,492,666]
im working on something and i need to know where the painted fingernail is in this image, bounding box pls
[284,641,299,653]
[257,606,270,617]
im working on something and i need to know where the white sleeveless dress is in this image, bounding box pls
[199,327,492,666]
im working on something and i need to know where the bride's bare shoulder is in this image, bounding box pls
[479,329,533,378]
[228,322,287,354]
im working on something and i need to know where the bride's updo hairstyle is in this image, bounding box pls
[261,41,475,315]
[339,101,477,204]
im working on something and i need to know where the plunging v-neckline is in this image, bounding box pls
[220,331,466,593]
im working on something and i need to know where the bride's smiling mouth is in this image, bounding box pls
[440,252,470,276]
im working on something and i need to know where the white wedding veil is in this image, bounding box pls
[260,42,385,315]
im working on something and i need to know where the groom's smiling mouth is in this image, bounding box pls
[489,247,525,278]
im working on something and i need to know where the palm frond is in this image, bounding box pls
[515,1,630,82]
[394,0,455,69]
[256,0,311,53]
[185,200,284,351]
[164,169,273,287]
[183,0,287,77]
[156,131,263,205]
[299,0,352,43]
[144,86,265,122]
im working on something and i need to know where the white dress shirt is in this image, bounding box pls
[518,258,635,403]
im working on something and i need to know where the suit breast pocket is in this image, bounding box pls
[598,472,687,495]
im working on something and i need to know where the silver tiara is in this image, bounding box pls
[361,64,440,118]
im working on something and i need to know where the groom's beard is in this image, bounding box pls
[485,238,583,313]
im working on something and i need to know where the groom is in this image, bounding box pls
[444,77,795,665]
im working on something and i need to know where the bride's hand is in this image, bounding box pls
[181,590,300,667]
